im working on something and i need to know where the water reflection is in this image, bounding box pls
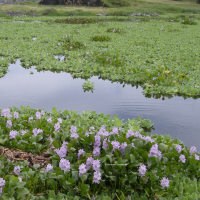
[0,60,200,150]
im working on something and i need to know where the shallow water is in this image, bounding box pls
[0,60,200,150]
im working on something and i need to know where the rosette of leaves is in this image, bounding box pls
[82,80,94,92]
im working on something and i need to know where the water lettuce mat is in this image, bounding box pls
[0,16,200,98]
[0,106,200,199]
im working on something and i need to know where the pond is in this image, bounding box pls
[0,60,200,150]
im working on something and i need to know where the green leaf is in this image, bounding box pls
[124,144,132,155]
[80,174,88,182]
[159,143,168,151]
[129,173,137,183]
[16,188,29,200]
[52,141,60,149]
[134,139,143,148]
[130,154,135,163]
[147,157,157,166]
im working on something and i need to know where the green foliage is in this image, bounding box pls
[181,18,197,25]
[82,80,95,92]
[91,35,111,42]
[107,28,123,33]
[55,17,97,24]
[0,106,199,199]
[102,0,131,7]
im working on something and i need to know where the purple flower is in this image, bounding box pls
[9,130,18,139]
[79,163,87,176]
[111,127,119,135]
[46,164,53,173]
[41,110,45,115]
[18,177,22,182]
[139,164,147,177]
[55,146,67,158]
[59,158,70,171]
[142,136,155,143]
[0,178,5,187]
[93,159,100,171]
[179,154,186,163]
[93,171,101,184]
[62,141,68,149]
[28,117,33,122]
[71,133,79,139]
[78,149,85,159]
[36,111,41,119]
[175,144,182,153]
[86,157,94,169]
[54,122,60,132]
[93,147,100,157]
[32,128,43,136]
[85,132,89,137]
[89,127,95,132]
[111,141,120,151]
[14,166,20,175]
[161,177,169,188]
[94,135,101,147]
[47,118,52,123]
[21,130,27,136]
[195,154,199,161]
[1,108,11,117]
[103,138,108,148]
[149,144,162,159]
[153,77,156,80]
[14,112,19,119]
[58,43,61,46]
[120,142,127,155]
[58,118,62,123]
[126,130,134,138]
[190,146,197,154]
[70,125,76,134]
[6,120,12,127]
[132,143,135,148]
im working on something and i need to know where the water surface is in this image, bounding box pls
[0,60,199,150]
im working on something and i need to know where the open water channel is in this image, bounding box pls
[0,60,200,150]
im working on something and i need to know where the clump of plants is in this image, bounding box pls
[92,52,125,67]
[106,28,123,33]
[181,19,197,25]
[63,41,85,51]
[54,18,97,24]
[91,35,111,42]
[82,80,95,92]
[0,106,200,199]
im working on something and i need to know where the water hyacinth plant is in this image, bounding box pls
[0,106,200,199]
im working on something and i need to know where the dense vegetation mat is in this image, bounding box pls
[0,106,200,199]
[0,16,200,98]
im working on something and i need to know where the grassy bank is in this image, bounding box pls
[0,0,200,17]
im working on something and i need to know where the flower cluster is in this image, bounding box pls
[1,108,11,117]
[46,164,53,173]
[33,128,43,136]
[0,178,5,196]
[36,111,41,119]
[9,130,18,139]
[59,158,70,171]
[14,166,21,175]
[14,112,19,119]
[161,177,169,188]
[55,141,68,158]
[139,164,147,177]
[6,120,12,127]
[149,144,162,159]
